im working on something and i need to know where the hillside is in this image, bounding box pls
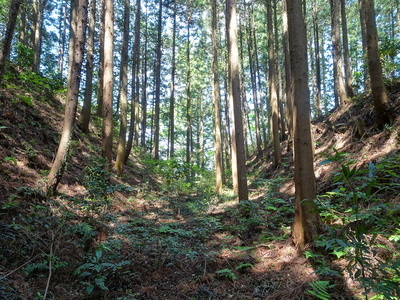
[0,71,399,299]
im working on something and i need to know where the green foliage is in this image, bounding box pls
[80,156,133,218]
[316,150,400,299]
[74,245,129,294]
[23,254,67,276]
[4,156,17,166]
[14,43,34,69]
[306,281,335,300]
[215,268,237,280]
[68,222,96,244]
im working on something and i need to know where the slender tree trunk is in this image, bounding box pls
[185,20,193,172]
[168,0,177,159]
[18,2,28,46]
[273,0,285,140]
[312,0,322,116]
[330,0,348,107]
[126,0,141,162]
[0,0,23,85]
[227,0,248,201]
[238,22,250,158]
[358,0,370,92]
[267,0,281,166]
[57,1,67,77]
[286,0,322,252]
[101,0,114,164]
[32,0,43,72]
[360,0,391,128]
[47,0,87,194]
[152,0,162,160]
[114,0,130,175]
[340,0,355,98]
[96,0,105,117]
[211,0,224,194]
[141,4,148,149]
[252,14,267,151]
[282,0,293,149]
[79,0,95,133]
[245,10,262,155]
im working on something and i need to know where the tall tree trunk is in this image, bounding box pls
[360,0,391,128]
[273,0,285,140]
[252,13,267,151]
[185,19,193,173]
[114,0,130,175]
[358,0,370,92]
[238,21,250,158]
[330,0,347,107]
[267,0,281,166]
[18,2,28,46]
[79,0,96,133]
[57,0,67,77]
[282,0,293,149]
[96,0,105,117]
[227,0,248,201]
[211,0,224,194]
[126,0,141,162]
[152,0,162,160]
[0,0,23,85]
[141,3,148,149]
[286,0,322,252]
[340,0,354,98]
[168,0,177,158]
[312,0,322,117]
[47,0,87,194]
[32,0,44,72]
[246,9,262,155]
[101,0,114,164]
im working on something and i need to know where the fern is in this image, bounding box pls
[306,281,335,300]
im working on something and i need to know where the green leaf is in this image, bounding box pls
[18,95,32,106]
[232,246,255,251]
[4,157,17,166]
[95,277,107,290]
[84,283,94,294]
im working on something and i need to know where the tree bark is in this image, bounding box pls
[227,0,248,201]
[0,0,23,85]
[360,0,391,128]
[330,0,348,107]
[57,0,67,77]
[114,0,130,175]
[47,0,87,194]
[101,0,114,164]
[211,0,224,194]
[168,0,177,159]
[152,0,163,160]
[125,0,141,163]
[245,8,262,155]
[32,0,44,72]
[286,0,322,252]
[267,0,281,167]
[141,3,148,148]
[312,0,322,117]
[340,0,355,98]
[96,0,105,117]
[79,0,96,133]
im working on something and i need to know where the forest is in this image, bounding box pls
[0,0,399,299]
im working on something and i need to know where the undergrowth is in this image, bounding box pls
[310,150,400,299]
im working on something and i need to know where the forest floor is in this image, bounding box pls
[0,70,399,299]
